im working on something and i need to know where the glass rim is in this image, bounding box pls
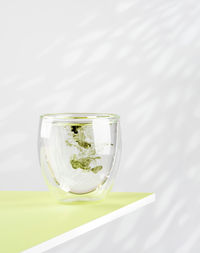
[40,113,120,120]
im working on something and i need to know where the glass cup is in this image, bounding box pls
[38,113,121,202]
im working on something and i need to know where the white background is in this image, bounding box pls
[1,0,200,252]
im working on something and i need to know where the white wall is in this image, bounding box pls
[0,0,200,252]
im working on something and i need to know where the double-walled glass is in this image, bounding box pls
[39,113,121,202]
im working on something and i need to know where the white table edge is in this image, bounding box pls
[21,193,155,253]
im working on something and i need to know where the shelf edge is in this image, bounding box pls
[22,193,155,253]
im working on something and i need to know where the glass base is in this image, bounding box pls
[59,196,104,203]
[47,183,110,203]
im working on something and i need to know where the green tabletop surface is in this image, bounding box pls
[0,191,154,253]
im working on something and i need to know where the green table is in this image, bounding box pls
[0,191,155,253]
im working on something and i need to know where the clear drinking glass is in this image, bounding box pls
[38,113,121,202]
